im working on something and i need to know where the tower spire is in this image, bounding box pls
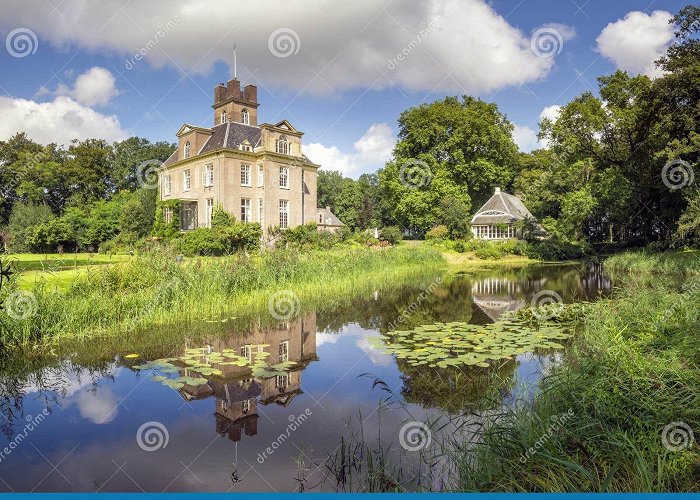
[233,43,237,79]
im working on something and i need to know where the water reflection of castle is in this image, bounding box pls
[177,313,318,443]
[470,277,532,322]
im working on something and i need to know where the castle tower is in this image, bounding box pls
[213,79,259,126]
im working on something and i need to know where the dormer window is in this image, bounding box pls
[241,109,249,125]
[220,112,227,124]
[276,136,289,155]
[184,141,191,159]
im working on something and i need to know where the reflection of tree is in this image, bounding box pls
[398,359,518,414]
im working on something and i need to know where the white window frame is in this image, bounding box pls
[204,163,214,187]
[258,197,264,225]
[257,164,264,187]
[206,198,214,227]
[275,374,290,389]
[184,141,191,159]
[279,199,289,229]
[241,164,251,186]
[276,136,289,155]
[279,341,289,362]
[241,345,252,363]
[220,112,227,124]
[164,207,173,224]
[279,166,289,189]
[163,174,171,196]
[240,198,251,223]
[183,169,191,192]
[241,109,249,125]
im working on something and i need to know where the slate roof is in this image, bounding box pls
[162,122,262,167]
[317,207,345,227]
[471,188,535,225]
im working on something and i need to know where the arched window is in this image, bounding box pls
[220,112,227,124]
[276,135,289,155]
[184,141,191,159]
[241,109,249,125]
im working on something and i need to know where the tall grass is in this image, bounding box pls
[1,245,445,347]
[457,260,700,491]
[605,249,700,276]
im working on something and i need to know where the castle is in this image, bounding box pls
[158,79,332,232]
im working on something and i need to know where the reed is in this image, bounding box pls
[1,245,445,348]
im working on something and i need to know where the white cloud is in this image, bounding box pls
[539,104,561,123]
[0,0,565,94]
[596,10,674,78]
[513,104,563,152]
[0,95,127,145]
[304,122,395,177]
[39,67,121,107]
[512,124,539,152]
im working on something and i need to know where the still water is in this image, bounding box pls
[0,263,610,492]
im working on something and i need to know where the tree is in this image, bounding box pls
[7,203,54,252]
[110,137,176,192]
[437,196,471,239]
[392,95,518,209]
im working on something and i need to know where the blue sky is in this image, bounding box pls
[0,0,687,178]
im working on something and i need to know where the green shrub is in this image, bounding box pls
[527,238,588,261]
[173,228,226,256]
[218,222,262,252]
[379,226,403,245]
[211,204,236,229]
[426,225,449,241]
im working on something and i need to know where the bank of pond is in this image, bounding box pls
[0,249,697,491]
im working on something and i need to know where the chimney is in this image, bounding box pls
[214,82,226,104]
[243,84,257,103]
[494,186,501,194]
[226,79,241,98]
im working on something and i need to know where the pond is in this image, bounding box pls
[0,263,611,492]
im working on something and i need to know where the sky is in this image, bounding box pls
[0,0,688,178]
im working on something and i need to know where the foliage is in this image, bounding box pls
[152,199,182,238]
[426,225,449,241]
[437,196,472,239]
[379,226,402,245]
[7,203,54,253]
